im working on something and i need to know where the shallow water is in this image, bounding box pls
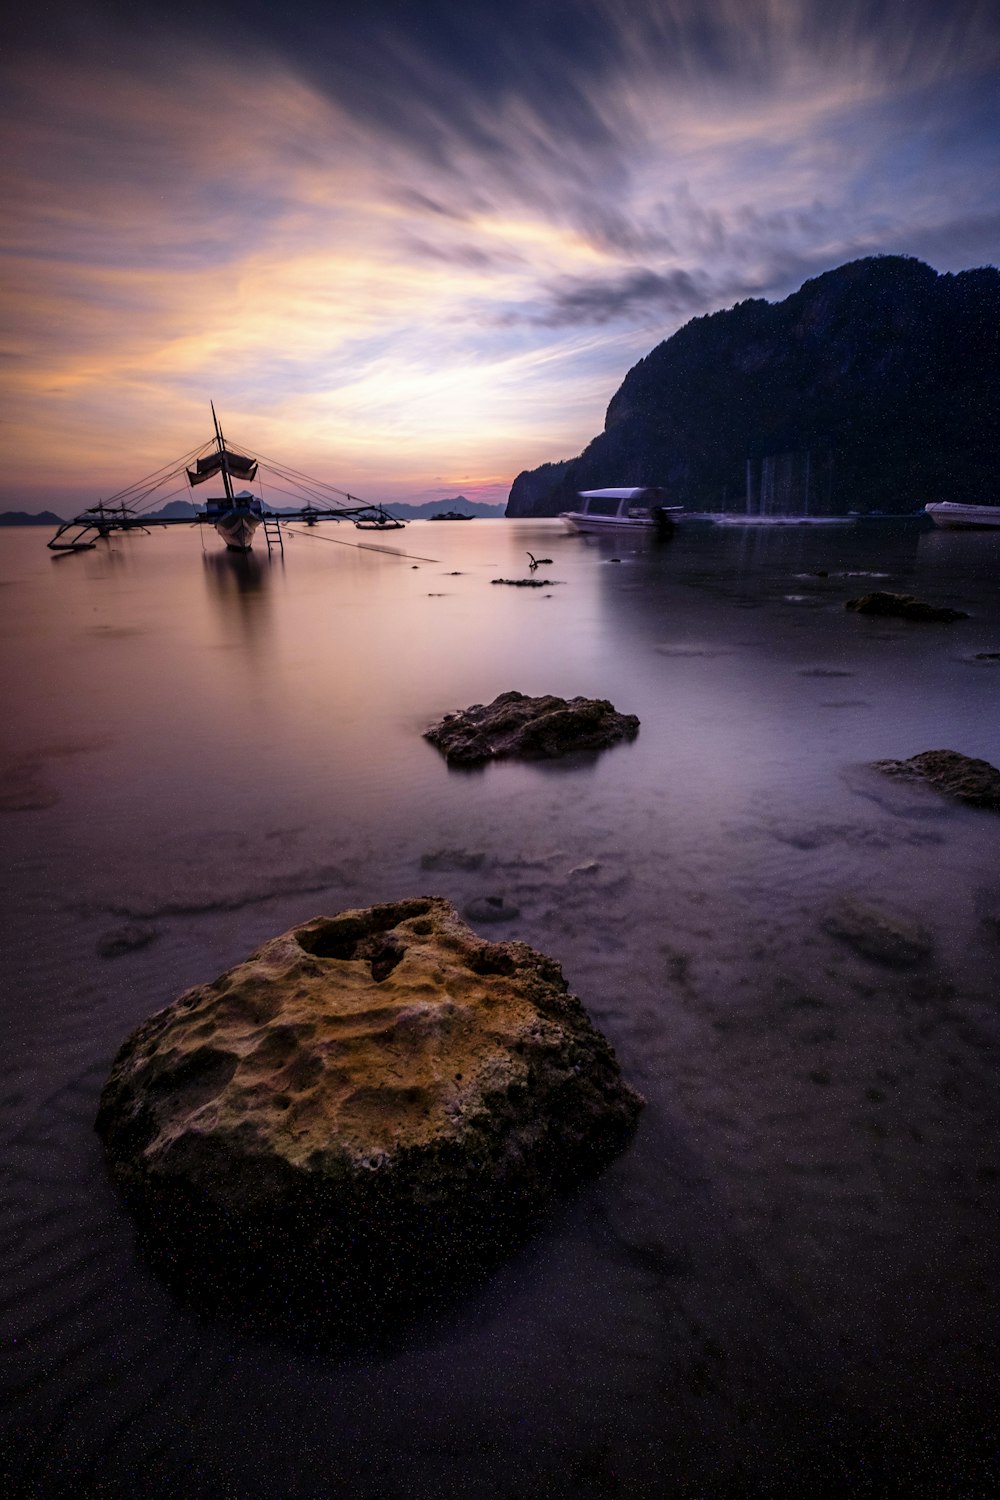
[3,518,999,1496]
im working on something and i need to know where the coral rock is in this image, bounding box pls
[425,690,639,766]
[95,898,642,1332]
[872,749,1000,812]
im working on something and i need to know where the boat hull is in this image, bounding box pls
[924,502,1000,530]
[214,514,261,551]
[560,511,677,535]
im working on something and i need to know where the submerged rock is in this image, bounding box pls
[425,690,640,767]
[872,749,1000,812]
[822,897,933,967]
[419,847,486,872]
[95,897,642,1334]
[845,591,968,622]
[97,922,159,959]
[463,894,520,923]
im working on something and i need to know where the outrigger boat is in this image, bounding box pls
[48,405,405,553]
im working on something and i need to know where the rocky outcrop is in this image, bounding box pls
[872,750,1000,812]
[95,898,642,1334]
[506,460,573,518]
[845,591,968,622]
[506,257,1000,516]
[424,691,640,766]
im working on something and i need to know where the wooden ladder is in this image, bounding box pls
[262,514,284,555]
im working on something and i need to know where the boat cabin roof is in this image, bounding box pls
[578,488,655,501]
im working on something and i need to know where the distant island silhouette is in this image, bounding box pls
[0,510,66,526]
[506,255,999,517]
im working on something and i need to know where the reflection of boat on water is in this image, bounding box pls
[560,488,682,534]
[924,501,1000,530]
[47,405,405,553]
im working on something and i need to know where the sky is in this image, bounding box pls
[2,0,999,513]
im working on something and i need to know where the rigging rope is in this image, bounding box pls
[282,527,440,563]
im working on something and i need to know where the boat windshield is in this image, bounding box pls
[583,496,625,517]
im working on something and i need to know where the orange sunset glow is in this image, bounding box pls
[2,1,998,514]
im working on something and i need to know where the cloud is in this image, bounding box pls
[503,267,712,328]
[2,0,998,508]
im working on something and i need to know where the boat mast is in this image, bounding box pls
[211,401,235,504]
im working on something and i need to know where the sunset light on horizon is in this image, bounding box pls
[3,0,998,515]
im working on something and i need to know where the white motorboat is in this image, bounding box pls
[924,502,1000,530]
[560,488,682,534]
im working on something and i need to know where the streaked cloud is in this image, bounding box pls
[2,1,997,510]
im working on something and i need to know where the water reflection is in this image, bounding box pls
[201,548,276,654]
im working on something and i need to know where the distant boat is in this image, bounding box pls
[560,488,681,534]
[429,511,475,521]
[924,502,1000,530]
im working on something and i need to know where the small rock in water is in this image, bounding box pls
[872,749,1000,812]
[97,923,159,958]
[425,690,640,766]
[822,897,933,967]
[491,577,557,587]
[95,897,642,1336]
[845,591,968,622]
[464,895,520,923]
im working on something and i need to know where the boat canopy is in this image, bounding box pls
[187,450,258,486]
[578,487,668,502]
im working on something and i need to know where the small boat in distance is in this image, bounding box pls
[924,501,1000,530]
[430,510,474,521]
[560,488,682,534]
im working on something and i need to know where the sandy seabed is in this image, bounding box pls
[2,520,999,1496]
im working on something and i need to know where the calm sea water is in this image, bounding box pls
[3,518,999,1496]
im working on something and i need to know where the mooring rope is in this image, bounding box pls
[282,526,440,564]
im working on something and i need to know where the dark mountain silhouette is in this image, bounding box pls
[506,256,1000,517]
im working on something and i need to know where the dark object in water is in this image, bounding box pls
[97,922,159,959]
[425,689,640,766]
[845,591,968,622]
[527,552,553,570]
[822,896,933,967]
[464,895,520,923]
[491,577,558,587]
[429,511,474,520]
[872,749,1000,811]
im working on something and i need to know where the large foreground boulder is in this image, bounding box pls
[872,749,1000,811]
[425,690,639,766]
[96,898,642,1336]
